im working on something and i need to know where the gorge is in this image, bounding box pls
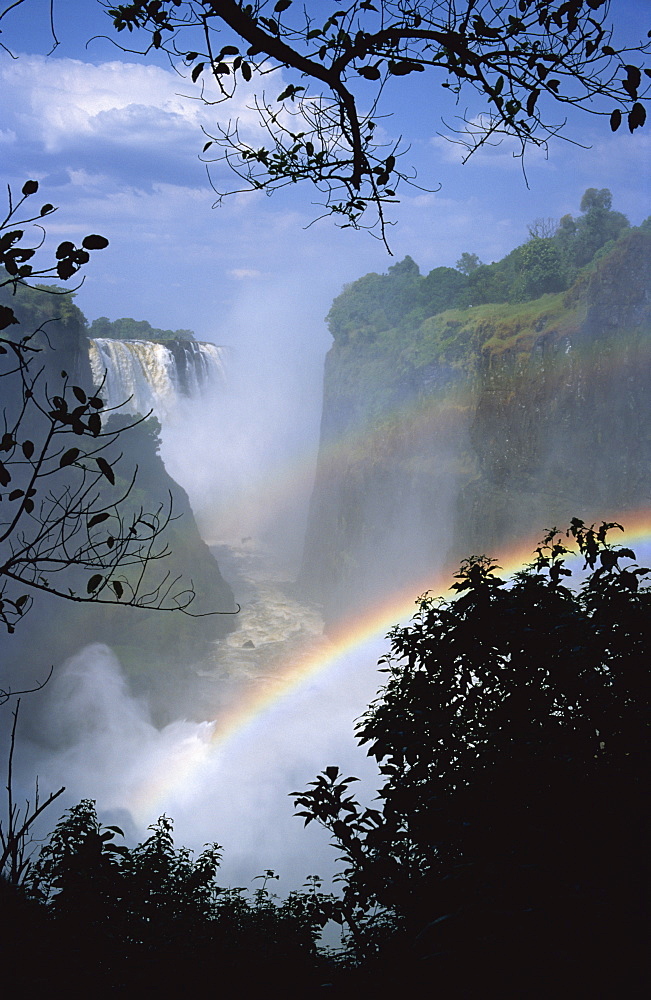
[3,201,650,906]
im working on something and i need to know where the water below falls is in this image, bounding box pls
[18,539,385,894]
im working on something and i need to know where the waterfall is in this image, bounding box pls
[88,338,226,419]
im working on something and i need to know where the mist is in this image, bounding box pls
[6,280,392,900]
[160,277,332,573]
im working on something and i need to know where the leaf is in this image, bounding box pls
[610,108,622,131]
[88,412,102,436]
[73,385,87,404]
[526,88,540,116]
[628,102,646,132]
[88,512,110,529]
[87,574,103,594]
[96,456,115,485]
[0,305,19,331]
[274,0,291,11]
[192,61,205,82]
[22,440,34,460]
[21,179,38,196]
[358,64,381,80]
[8,489,24,501]
[112,580,124,600]
[59,447,80,467]
[40,203,54,215]
[57,259,76,280]
[55,240,75,260]
[241,60,251,81]
[81,234,109,250]
[0,461,11,487]
[388,60,424,76]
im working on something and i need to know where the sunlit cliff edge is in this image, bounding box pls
[302,227,651,624]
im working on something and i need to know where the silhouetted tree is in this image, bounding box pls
[294,519,649,993]
[99,1,651,246]
[1,181,209,644]
[11,800,336,993]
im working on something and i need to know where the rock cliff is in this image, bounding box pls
[0,283,235,721]
[302,229,651,623]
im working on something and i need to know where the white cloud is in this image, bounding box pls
[228,268,263,279]
[0,54,277,156]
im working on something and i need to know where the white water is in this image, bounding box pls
[88,338,226,419]
[16,540,384,893]
[12,328,385,896]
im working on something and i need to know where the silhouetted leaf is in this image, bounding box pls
[96,456,115,485]
[628,102,646,132]
[55,240,75,260]
[21,179,38,195]
[0,305,18,330]
[357,64,381,80]
[82,234,109,250]
[87,574,103,593]
[88,412,102,436]
[59,447,80,468]
[88,512,110,529]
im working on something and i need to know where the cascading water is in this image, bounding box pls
[88,338,226,419]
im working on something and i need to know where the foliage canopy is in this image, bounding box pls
[293,519,649,990]
[102,0,651,247]
[0,181,227,658]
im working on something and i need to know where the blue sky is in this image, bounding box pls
[0,0,649,348]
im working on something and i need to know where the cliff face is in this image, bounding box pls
[0,285,235,722]
[302,230,651,623]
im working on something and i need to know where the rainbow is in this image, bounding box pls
[208,506,651,745]
[127,508,651,823]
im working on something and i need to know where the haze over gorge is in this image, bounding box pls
[2,191,649,985]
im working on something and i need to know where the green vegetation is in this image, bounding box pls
[327,188,634,349]
[88,316,195,342]
[321,190,648,423]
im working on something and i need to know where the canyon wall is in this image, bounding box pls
[0,284,235,721]
[302,229,651,623]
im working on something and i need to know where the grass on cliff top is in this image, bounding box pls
[408,292,584,368]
